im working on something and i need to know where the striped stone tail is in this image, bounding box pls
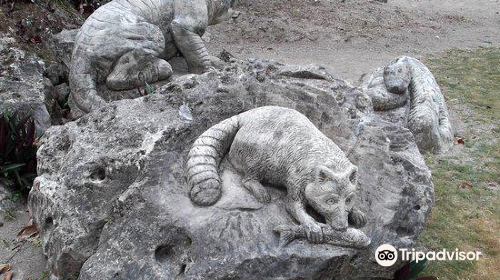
[407,58,454,152]
[187,116,240,206]
[68,54,104,119]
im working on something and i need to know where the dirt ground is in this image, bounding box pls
[0,206,46,280]
[207,0,500,82]
[0,0,499,279]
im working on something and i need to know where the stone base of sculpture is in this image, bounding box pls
[30,57,434,280]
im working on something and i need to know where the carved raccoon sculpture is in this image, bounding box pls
[187,106,367,243]
[69,0,236,118]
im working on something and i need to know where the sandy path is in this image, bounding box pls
[207,0,500,82]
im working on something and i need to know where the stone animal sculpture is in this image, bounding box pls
[360,59,411,111]
[361,56,454,153]
[186,106,367,243]
[69,0,235,118]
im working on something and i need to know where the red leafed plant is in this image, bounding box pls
[0,110,38,193]
[393,259,437,280]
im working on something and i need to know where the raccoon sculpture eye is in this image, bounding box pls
[326,198,336,205]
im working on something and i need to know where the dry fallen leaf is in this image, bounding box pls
[3,271,12,280]
[454,136,465,145]
[17,223,39,241]
[459,181,474,190]
[0,264,11,274]
[33,137,40,147]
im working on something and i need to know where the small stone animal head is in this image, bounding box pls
[384,57,411,94]
[305,165,359,231]
[209,0,236,25]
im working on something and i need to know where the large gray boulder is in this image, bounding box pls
[29,58,433,280]
[0,34,51,133]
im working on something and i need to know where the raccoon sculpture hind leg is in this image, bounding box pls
[242,178,271,203]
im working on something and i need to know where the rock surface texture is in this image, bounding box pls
[0,33,50,133]
[360,56,454,153]
[29,58,434,280]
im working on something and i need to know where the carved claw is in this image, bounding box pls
[319,223,331,230]
[305,222,323,243]
[254,189,271,203]
[203,65,217,73]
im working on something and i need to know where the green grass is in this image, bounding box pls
[417,48,500,280]
[2,211,16,222]
[32,271,50,280]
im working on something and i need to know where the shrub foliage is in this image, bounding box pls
[0,110,38,193]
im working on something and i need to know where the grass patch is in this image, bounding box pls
[417,48,500,280]
[425,48,500,124]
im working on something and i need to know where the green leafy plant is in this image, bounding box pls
[0,110,38,193]
[136,82,154,97]
[393,259,436,280]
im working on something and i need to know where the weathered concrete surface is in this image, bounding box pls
[29,58,433,280]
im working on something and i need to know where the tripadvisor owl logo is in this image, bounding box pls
[375,244,483,267]
[375,244,398,267]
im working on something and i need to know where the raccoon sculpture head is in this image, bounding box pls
[305,165,360,231]
[383,57,411,94]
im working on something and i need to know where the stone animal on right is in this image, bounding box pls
[360,56,454,153]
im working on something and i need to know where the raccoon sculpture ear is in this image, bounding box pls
[316,166,335,182]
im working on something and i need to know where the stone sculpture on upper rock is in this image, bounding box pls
[187,106,369,246]
[68,0,235,118]
[360,56,454,153]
